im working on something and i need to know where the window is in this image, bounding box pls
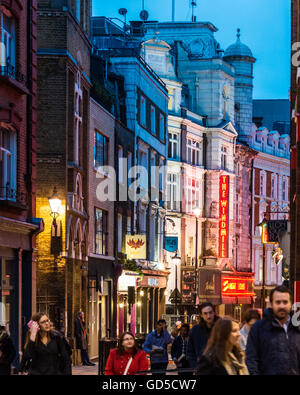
[159,114,165,141]
[127,151,132,191]
[0,9,16,69]
[94,131,108,168]
[271,175,277,199]
[76,0,81,22]
[282,179,287,201]
[168,132,179,159]
[118,146,123,184]
[186,177,200,214]
[236,194,240,223]
[140,95,146,127]
[95,208,108,255]
[221,146,227,170]
[167,173,180,211]
[260,172,266,196]
[117,214,122,253]
[0,128,17,200]
[187,139,201,165]
[150,105,156,134]
[74,72,82,164]
[168,89,175,111]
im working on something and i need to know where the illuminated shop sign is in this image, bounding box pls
[221,276,255,297]
[219,175,229,258]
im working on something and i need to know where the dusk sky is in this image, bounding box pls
[92,0,291,100]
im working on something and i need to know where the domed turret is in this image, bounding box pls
[224,29,254,59]
[223,29,256,142]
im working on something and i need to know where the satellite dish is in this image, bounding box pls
[118,8,128,16]
[140,10,149,21]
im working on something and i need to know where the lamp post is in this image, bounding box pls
[48,187,62,263]
[193,208,201,305]
[171,252,181,315]
[258,216,270,312]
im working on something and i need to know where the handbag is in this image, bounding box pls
[123,357,133,375]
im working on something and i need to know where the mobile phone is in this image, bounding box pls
[27,320,40,331]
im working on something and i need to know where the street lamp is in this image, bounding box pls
[48,187,62,223]
[171,252,181,315]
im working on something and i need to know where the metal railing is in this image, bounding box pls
[1,62,28,86]
[0,186,27,205]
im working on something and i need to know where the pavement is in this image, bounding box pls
[71,360,178,375]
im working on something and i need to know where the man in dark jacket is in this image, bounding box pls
[74,311,95,366]
[246,285,300,375]
[187,303,219,369]
[171,324,190,374]
[0,325,16,375]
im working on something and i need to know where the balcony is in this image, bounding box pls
[0,63,30,95]
[0,186,27,209]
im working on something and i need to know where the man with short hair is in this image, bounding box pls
[143,319,172,374]
[246,285,300,375]
[186,303,219,370]
[171,324,190,374]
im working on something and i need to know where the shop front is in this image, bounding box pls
[88,257,115,359]
[219,272,255,321]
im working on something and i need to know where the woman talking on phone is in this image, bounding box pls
[22,312,71,375]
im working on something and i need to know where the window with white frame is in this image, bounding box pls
[186,177,200,214]
[0,9,16,69]
[271,174,277,199]
[151,153,158,201]
[150,105,156,134]
[74,72,82,164]
[187,139,201,166]
[0,128,17,200]
[140,95,146,127]
[167,173,180,211]
[221,146,227,170]
[260,171,266,196]
[282,178,287,201]
[168,132,179,159]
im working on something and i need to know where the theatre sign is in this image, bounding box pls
[219,175,229,258]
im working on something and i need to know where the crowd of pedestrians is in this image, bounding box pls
[0,285,299,376]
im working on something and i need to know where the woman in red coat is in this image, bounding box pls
[105,332,149,375]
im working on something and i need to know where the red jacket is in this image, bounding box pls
[105,348,148,375]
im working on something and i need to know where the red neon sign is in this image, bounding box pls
[219,175,229,258]
[222,276,255,296]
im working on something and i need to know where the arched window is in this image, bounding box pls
[0,127,17,200]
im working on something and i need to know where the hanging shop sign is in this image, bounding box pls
[219,175,229,258]
[221,276,255,297]
[164,236,178,252]
[125,234,146,259]
[198,268,222,305]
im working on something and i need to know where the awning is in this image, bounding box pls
[88,257,115,280]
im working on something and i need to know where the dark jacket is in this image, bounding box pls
[51,329,72,375]
[195,355,228,375]
[23,331,70,375]
[187,316,219,363]
[74,318,87,350]
[246,308,300,375]
[0,332,16,375]
[171,335,188,361]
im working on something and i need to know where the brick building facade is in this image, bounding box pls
[35,0,91,358]
[0,0,42,358]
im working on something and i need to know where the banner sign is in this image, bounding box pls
[125,235,146,259]
[222,276,255,297]
[219,175,229,258]
[164,236,178,252]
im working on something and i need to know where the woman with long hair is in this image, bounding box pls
[195,316,249,375]
[105,332,148,375]
[22,312,71,375]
